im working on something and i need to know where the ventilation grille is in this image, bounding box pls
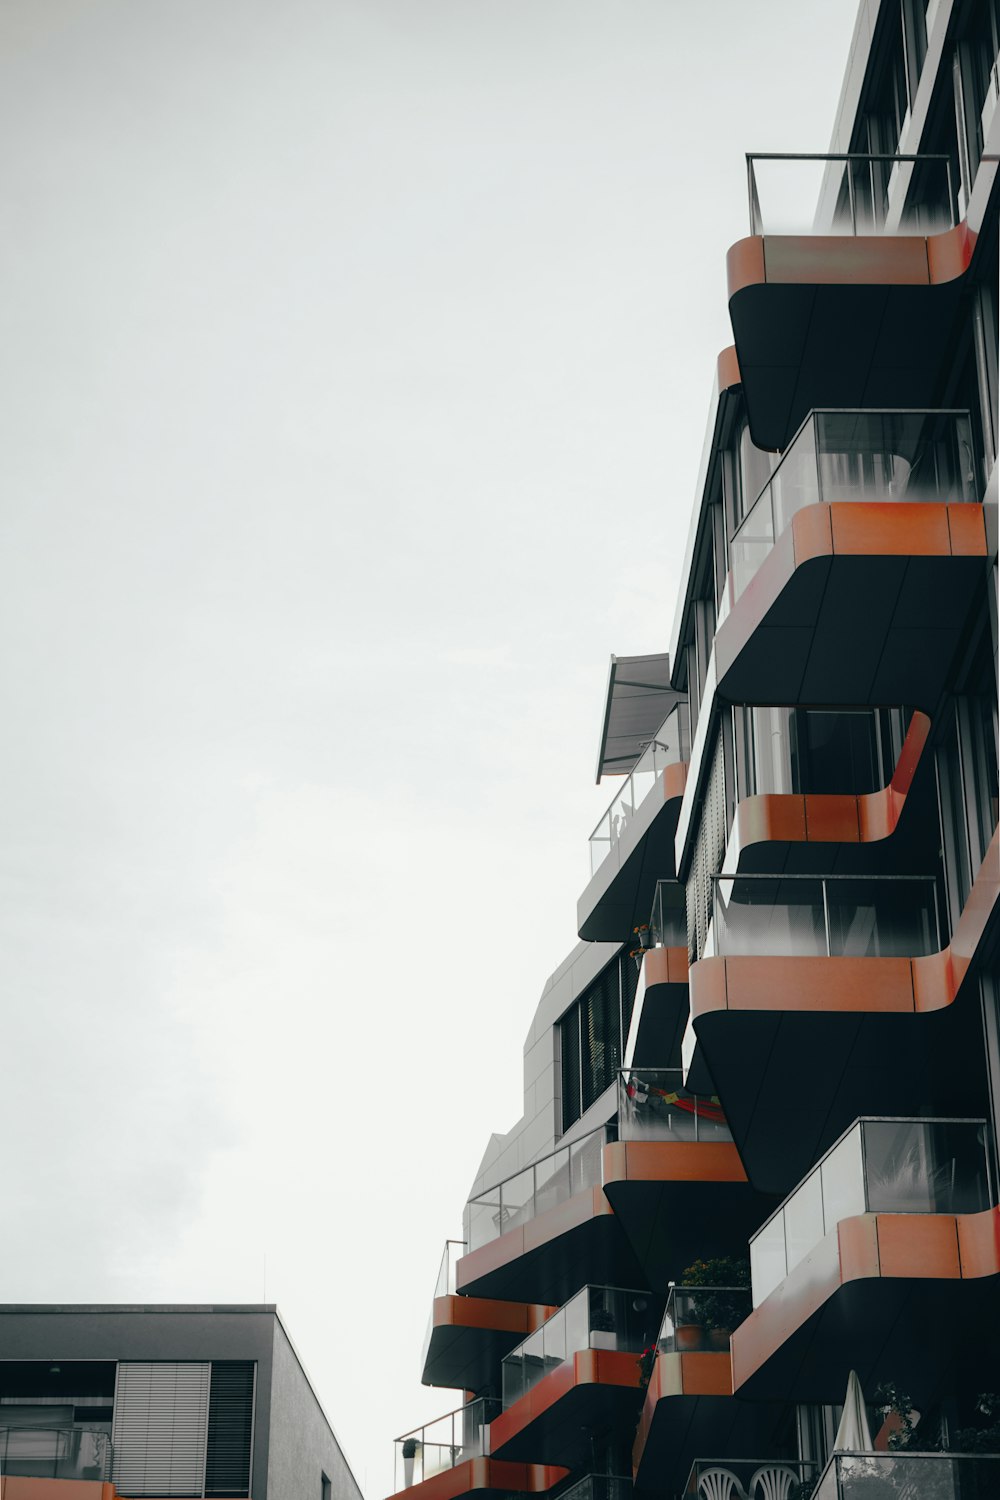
[205,1362,254,1498]
[112,1362,211,1497]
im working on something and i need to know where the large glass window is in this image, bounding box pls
[560,952,637,1132]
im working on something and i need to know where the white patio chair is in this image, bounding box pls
[749,1464,805,1500]
[697,1467,744,1500]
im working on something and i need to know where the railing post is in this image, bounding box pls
[822,879,832,957]
[846,159,857,234]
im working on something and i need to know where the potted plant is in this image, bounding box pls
[681,1257,751,1349]
[401,1437,419,1488]
[590,1306,617,1350]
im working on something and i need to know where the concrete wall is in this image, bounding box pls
[0,1306,276,1500]
[0,1305,361,1500]
[466,938,622,1200]
[264,1318,361,1500]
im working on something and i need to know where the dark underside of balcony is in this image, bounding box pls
[491,1375,644,1468]
[716,546,987,712]
[423,1316,533,1392]
[692,989,988,1198]
[729,276,965,451]
[602,1175,775,1294]
[457,1211,646,1308]
[578,784,684,944]
[633,1382,790,1495]
[735,1272,1000,1407]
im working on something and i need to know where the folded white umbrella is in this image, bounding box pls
[832,1369,874,1452]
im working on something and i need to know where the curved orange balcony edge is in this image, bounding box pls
[727,220,975,299]
[735,711,931,850]
[691,829,999,1025]
[632,1350,733,1473]
[731,1205,1000,1393]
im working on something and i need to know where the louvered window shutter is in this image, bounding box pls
[112,1362,211,1497]
[619,951,639,1051]
[686,729,728,962]
[560,1006,582,1131]
[205,1362,254,1497]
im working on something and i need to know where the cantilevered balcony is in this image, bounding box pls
[733,1116,997,1403]
[714,408,987,709]
[812,1452,1000,1500]
[623,884,689,1069]
[390,1399,565,1500]
[395,1401,499,1492]
[689,870,992,1194]
[578,702,690,943]
[733,705,933,872]
[729,154,975,450]
[632,1286,795,1494]
[490,1285,661,1467]
[459,1126,644,1306]
[422,1240,557,1391]
[602,1070,773,1292]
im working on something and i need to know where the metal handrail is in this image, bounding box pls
[468,1120,613,1204]
[394,1396,500,1448]
[732,406,973,549]
[746,151,955,235]
[588,702,688,863]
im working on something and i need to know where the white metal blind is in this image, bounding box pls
[112,1362,211,1497]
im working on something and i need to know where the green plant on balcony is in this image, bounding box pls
[873,1383,923,1451]
[952,1393,1000,1453]
[680,1257,751,1345]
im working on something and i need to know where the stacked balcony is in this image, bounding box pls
[579,701,690,942]
[459,1126,645,1306]
[729,153,974,452]
[422,1239,558,1391]
[392,1400,566,1500]
[689,867,992,1195]
[715,406,987,710]
[732,1116,997,1404]
[603,1069,772,1292]
[631,1284,794,1493]
[490,1286,661,1468]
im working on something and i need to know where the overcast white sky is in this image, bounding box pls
[0,2,859,1495]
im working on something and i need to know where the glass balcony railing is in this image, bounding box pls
[394,1399,500,1491]
[712,873,942,960]
[433,1239,465,1298]
[656,1284,752,1355]
[647,881,688,949]
[466,1125,614,1253]
[746,152,956,236]
[684,1458,818,1498]
[421,1238,468,1371]
[729,408,976,604]
[501,1284,661,1407]
[0,1427,112,1482]
[618,1069,732,1143]
[589,703,690,876]
[814,1451,1000,1500]
[555,1477,632,1500]
[750,1116,992,1307]
[738,705,911,799]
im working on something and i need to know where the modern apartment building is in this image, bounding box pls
[390,2,1000,1498]
[0,1305,362,1500]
